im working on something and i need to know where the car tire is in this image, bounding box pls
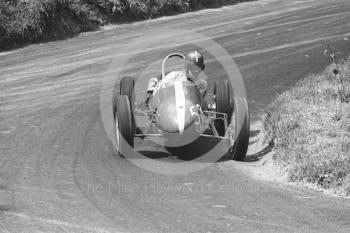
[120,76,135,102]
[120,76,136,131]
[114,95,134,157]
[232,110,250,161]
[227,98,250,161]
[214,79,231,136]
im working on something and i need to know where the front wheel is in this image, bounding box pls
[113,95,134,157]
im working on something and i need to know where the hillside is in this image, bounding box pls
[0,0,250,50]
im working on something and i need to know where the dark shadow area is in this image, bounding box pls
[244,141,274,162]
[166,137,222,161]
[249,129,260,138]
[138,150,171,159]
[117,119,264,163]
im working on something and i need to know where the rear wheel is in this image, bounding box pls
[227,98,250,161]
[232,111,250,161]
[120,76,136,132]
[214,80,231,136]
[120,76,135,103]
[113,95,134,157]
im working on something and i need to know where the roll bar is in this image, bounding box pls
[161,53,185,79]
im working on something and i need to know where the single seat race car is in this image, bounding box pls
[113,53,250,161]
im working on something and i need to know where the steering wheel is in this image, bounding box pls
[161,53,185,79]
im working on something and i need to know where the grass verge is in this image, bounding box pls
[263,58,350,196]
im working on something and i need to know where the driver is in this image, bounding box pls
[145,50,207,105]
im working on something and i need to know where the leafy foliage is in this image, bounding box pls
[0,0,248,50]
[0,0,99,48]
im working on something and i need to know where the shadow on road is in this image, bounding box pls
[244,141,274,162]
[126,127,274,162]
[138,150,170,159]
[249,129,260,138]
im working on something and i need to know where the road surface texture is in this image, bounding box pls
[1,0,350,232]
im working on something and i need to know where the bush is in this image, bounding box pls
[0,0,252,50]
[0,0,98,49]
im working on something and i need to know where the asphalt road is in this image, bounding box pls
[1,0,350,232]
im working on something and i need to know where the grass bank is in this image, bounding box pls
[263,58,350,196]
[0,0,252,50]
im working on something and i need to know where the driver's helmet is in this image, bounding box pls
[185,50,205,71]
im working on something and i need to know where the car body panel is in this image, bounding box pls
[150,79,202,133]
